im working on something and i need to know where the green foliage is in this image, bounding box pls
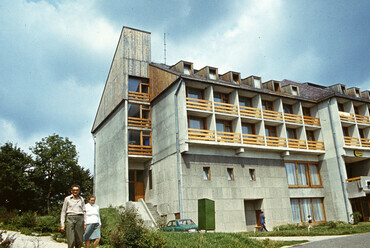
[155,216,167,230]
[137,231,166,248]
[351,211,362,225]
[35,215,59,233]
[99,207,121,245]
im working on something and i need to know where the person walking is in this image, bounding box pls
[307,215,313,231]
[259,211,268,232]
[84,196,101,248]
[60,185,86,248]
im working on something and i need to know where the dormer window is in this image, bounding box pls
[253,78,261,88]
[341,86,346,94]
[274,82,280,92]
[209,69,217,80]
[184,63,192,75]
[355,89,360,97]
[292,86,298,96]
[232,74,239,84]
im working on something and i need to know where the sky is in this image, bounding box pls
[0,0,369,173]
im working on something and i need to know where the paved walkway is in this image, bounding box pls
[1,230,66,248]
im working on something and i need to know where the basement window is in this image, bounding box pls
[227,168,234,181]
[203,167,210,180]
[249,169,256,181]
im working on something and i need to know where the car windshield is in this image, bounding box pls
[178,219,195,225]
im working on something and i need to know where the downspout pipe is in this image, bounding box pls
[327,98,351,223]
[174,78,184,219]
[92,134,97,195]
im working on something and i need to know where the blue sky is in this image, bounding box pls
[0,0,369,172]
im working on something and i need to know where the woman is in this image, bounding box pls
[84,195,101,248]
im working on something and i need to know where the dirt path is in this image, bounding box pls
[1,230,67,248]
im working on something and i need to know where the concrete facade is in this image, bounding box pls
[92,26,370,231]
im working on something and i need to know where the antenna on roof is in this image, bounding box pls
[164,33,167,65]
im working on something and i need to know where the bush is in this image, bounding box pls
[35,215,59,233]
[351,212,362,225]
[155,216,167,230]
[20,212,36,228]
[100,207,121,246]
[137,231,166,248]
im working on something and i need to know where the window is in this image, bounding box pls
[188,116,206,130]
[184,64,192,75]
[216,120,232,132]
[128,77,149,93]
[283,104,293,114]
[292,86,298,96]
[286,128,297,139]
[227,168,234,181]
[341,86,346,94]
[342,126,349,137]
[214,92,229,103]
[149,170,153,190]
[338,103,344,112]
[187,88,203,99]
[253,78,261,88]
[128,130,151,146]
[355,89,360,97]
[232,74,239,84]
[359,129,365,139]
[249,169,256,181]
[128,104,151,119]
[175,213,180,220]
[285,162,322,187]
[203,167,210,180]
[274,82,280,92]
[239,97,252,107]
[290,198,325,223]
[306,130,315,141]
[209,69,217,80]
[262,100,274,111]
[242,123,255,134]
[302,107,311,117]
[354,106,360,115]
[265,126,277,137]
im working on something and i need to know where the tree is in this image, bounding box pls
[31,134,93,214]
[0,143,37,211]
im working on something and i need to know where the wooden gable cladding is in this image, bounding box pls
[149,65,179,100]
[92,27,151,133]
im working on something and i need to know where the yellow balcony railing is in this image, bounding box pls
[242,134,265,146]
[284,113,303,124]
[344,136,360,146]
[128,91,150,102]
[288,139,307,149]
[186,98,213,111]
[266,136,287,147]
[128,117,151,128]
[263,110,283,121]
[214,102,238,115]
[216,131,241,143]
[303,116,321,126]
[346,177,361,182]
[307,140,325,150]
[239,106,262,118]
[361,138,370,147]
[128,145,152,156]
[356,114,370,124]
[188,128,215,141]
[339,111,356,122]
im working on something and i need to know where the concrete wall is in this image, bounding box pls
[94,103,128,208]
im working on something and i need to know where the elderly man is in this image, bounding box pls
[61,185,86,248]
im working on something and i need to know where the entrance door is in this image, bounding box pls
[129,170,145,202]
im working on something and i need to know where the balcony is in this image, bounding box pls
[214,102,238,115]
[128,117,151,128]
[216,131,241,143]
[307,140,325,150]
[128,145,152,156]
[239,106,262,119]
[288,139,307,149]
[128,91,150,102]
[242,134,265,146]
[356,114,370,125]
[186,97,212,111]
[284,113,303,124]
[266,136,287,147]
[346,176,370,199]
[263,110,283,121]
[344,136,360,146]
[361,138,370,147]
[339,111,356,122]
[303,116,321,126]
[188,128,215,141]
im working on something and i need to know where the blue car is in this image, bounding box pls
[163,219,199,232]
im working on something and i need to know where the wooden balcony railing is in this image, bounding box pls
[307,140,325,150]
[303,116,321,126]
[346,177,361,182]
[266,136,287,147]
[242,134,265,145]
[344,136,360,146]
[356,114,370,124]
[288,139,307,149]
[239,106,262,118]
[339,111,356,122]
[128,145,152,155]
[214,102,238,115]
[188,128,215,141]
[263,110,284,121]
[186,97,213,111]
[128,117,151,128]
[216,131,241,143]
[284,113,303,124]
[361,138,370,147]
[128,91,150,102]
